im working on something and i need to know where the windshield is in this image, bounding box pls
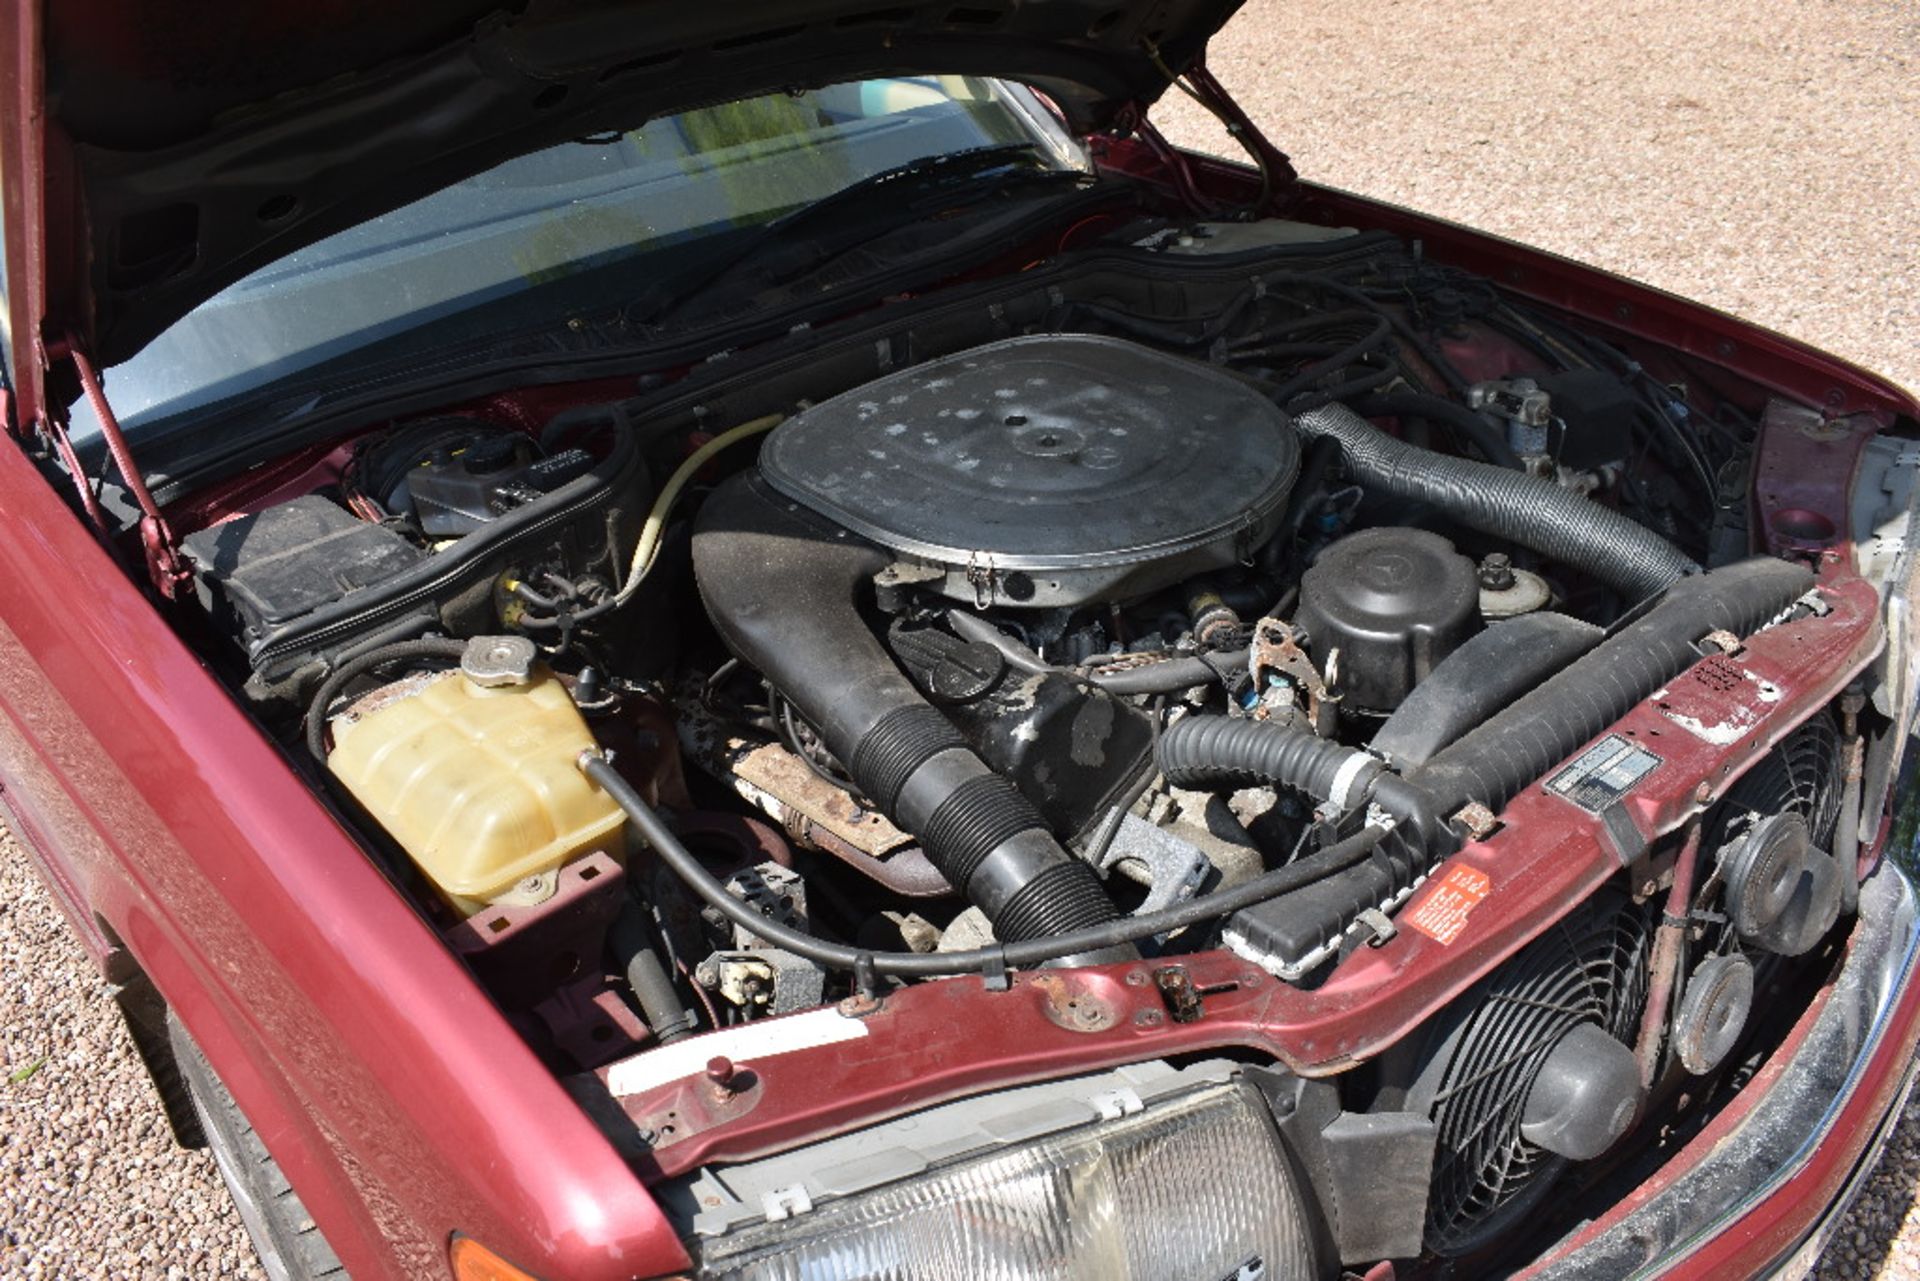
[75,77,1081,443]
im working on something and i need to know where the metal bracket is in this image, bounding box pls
[1355,908,1398,949]
[980,947,1012,993]
[1698,628,1746,658]
[1153,965,1205,1023]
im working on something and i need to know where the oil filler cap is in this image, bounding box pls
[462,635,538,687]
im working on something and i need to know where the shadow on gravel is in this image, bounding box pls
[1814,1098,1920,1279]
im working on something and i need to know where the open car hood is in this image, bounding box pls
[40,0,1243,368]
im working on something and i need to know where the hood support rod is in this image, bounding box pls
[1178,51,1299,199]
[41,332,190,598]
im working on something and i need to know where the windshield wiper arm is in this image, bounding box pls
[632,143,1081,325]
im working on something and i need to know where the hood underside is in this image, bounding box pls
[45,0,1242,366]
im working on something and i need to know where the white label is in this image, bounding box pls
[607,1007,871,1098]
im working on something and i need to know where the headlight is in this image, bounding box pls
[692,1081,1324,1281]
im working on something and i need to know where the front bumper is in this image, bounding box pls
[1528,845,1920,1279]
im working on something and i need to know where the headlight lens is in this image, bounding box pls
[693,1081,1322,1281]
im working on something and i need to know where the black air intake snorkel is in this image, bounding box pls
[692,473,1133,963]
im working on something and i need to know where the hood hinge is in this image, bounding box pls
[1136,41,1299,211]
[39,331,192,599]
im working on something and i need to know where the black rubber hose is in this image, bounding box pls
[1158,714,1441,845]
[1263,269,1473,397]
[1222,559,1816,970]
[1409,557,1816,817]
[1090,652,1247,695]
[1261,315,1393,405]
[609,903,696,1043]
[694,475,1131,961]
[1349,392,1525,471]
[583,750,1390,977]
[304,637,469,761]
[1161,714,1383,804]
[946,610,1051,676]
[1369,613,1605,768]
[1291,399,1698,601]
[1075,292,1257,349]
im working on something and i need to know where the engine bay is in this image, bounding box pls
[144,216,1906,1268]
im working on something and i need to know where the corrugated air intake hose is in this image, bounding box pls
[692,473,1134,964]
[1292,399,1699,602]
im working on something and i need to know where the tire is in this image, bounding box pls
[167,1015,349,1281]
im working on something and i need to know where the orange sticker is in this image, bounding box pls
[1403,865,1493,946]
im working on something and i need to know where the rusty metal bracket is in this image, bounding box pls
[1153,964,1205,1023]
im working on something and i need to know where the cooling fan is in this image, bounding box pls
[1696,714,1844,946]
[1670,714,1844,1071]
[1409,892,1653,1256]
[1405,716,1845,1257]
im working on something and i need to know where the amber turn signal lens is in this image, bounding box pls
[449,1235,542,1281]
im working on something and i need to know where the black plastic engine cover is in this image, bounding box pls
[1295,527,1483,713]
[888,621,1153,838]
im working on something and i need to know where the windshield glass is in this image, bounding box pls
[76,76,1079,442]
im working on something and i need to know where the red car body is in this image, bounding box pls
[3,4,1919,1280]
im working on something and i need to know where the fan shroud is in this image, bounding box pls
[1405,714,1845,1257]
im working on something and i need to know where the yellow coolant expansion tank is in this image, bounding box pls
[324,641,623,912]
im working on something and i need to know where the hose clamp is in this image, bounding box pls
[1327,751,1377,814]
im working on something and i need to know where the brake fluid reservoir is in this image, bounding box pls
[325,637,623,913]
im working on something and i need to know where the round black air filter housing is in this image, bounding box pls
[1296,527,1483,713]
[758,334,1300,608]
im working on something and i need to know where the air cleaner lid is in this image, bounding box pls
[759,334,1299,607]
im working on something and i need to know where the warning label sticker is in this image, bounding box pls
[1404,864,1493,946]
[1544,734,1663,814]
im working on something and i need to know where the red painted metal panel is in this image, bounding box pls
[609,573,1885,1179]
[0,0,47,429]
[0,433,690,1278]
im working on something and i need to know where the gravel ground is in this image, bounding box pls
[1,829,265,1279]
[2,2,1917,1277]
[1149,0,1920,395]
